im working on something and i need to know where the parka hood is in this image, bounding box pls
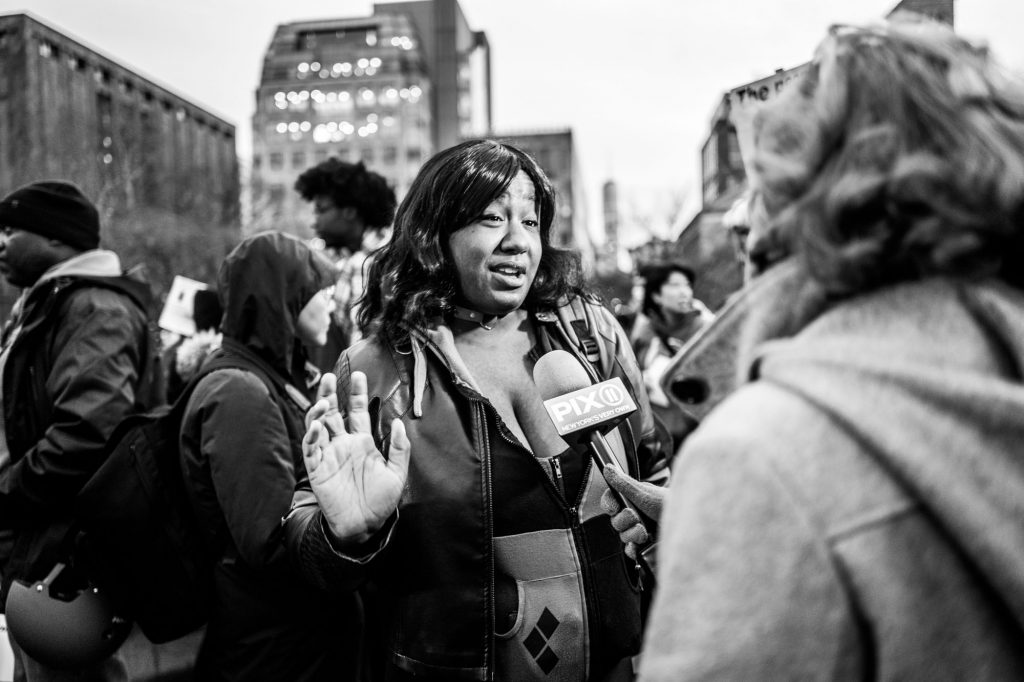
[217,231,335,378]
[753,278,1024,632]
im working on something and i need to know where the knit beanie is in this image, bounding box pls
[0,181,100,251]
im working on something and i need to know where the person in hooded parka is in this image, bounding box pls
[178,231,360,681]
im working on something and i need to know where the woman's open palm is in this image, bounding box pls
[302,371,410,544]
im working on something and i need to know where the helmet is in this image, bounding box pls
[5,562,132,669]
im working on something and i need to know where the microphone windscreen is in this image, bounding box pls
[533,349,593,401]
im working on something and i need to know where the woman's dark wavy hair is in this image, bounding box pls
[294,158,397,229]
[751,14,1024,295]
[359,139,586,343]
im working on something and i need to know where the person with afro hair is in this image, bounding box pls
[294,158,397,369]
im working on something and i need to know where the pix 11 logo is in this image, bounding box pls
[542,377,637,435]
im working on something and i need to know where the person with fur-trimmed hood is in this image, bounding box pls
[179,231,359,681]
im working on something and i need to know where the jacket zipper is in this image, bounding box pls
[485,401,604,680]
[476,401,496,681]
[549,455,565,498]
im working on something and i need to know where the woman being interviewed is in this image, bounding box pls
[285,139,670,681]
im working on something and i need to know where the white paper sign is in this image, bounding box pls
[158,275,209,337]
[726,63,809,173]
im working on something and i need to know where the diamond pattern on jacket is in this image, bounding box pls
[523,607,561,674]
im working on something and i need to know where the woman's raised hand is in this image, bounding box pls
[302,371,410,546]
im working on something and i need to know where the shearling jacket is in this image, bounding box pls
[286,297,670,681]
[0,251,148,601]
[641,278,1024,680]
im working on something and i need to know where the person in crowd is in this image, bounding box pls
[165,288,223,403]
[285,139,670,681]
[178,231,359,680]
[0,180,151,680]
[604,15,1024,679]
[630,262,713,452]
[294,158,397,371]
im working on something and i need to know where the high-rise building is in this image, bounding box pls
[251,0,490,236]
[602,179,619,250]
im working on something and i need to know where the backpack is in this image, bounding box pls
[72,351,287,644]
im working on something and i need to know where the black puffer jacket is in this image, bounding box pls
[179,232,358,682]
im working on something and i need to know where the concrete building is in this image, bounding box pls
[251,0,490,237]
[0,12,238,225]
[0,12,240,318]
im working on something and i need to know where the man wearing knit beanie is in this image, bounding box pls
[0,180,152,679]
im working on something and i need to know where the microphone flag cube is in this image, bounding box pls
[541,377,637,436]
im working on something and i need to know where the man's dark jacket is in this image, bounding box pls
[0,269,149,602]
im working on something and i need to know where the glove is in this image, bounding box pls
[600,463,669,560]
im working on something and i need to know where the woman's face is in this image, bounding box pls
[448,170,542,316]
[653,271,694,314]
[296,286,336,347]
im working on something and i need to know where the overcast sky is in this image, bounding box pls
[2,0,1022,244]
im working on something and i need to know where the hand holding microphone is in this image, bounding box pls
[600,464,667,562]
[533,350,660,572]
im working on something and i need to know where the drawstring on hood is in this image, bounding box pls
[217,232,335,384]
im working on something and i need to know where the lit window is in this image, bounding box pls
[298,62,309,73]
[357,58,369,69]
[366,30,377,46]
[102,153,113,164]
[38,42,51,58]
[370,57,382,68]
[276,122,288,134]
[367,113,378,123]
[288,122,300,133]
[299,121,311,132]
[310,61,321,71]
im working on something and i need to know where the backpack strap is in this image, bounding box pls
[536,296,613,383]
[183,346,308,450]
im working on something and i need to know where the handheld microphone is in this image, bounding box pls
[533,350,655,557]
